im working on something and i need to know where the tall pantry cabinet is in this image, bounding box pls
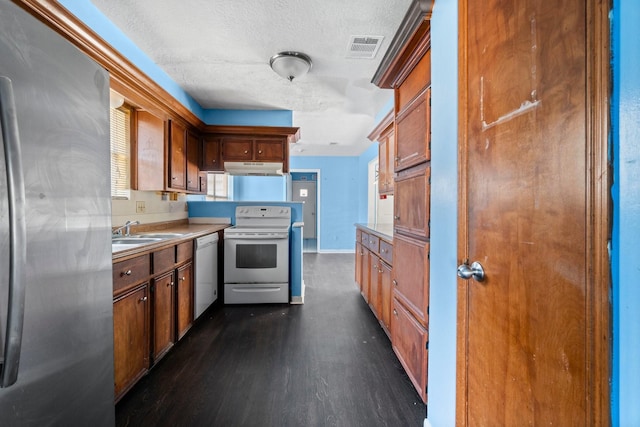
[371,4,433,403]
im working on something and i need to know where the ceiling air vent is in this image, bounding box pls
[346,35,384,59]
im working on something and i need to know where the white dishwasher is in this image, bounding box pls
[194,232,219,319]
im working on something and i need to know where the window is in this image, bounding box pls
[110,105,131,199]
[207,173,232,200]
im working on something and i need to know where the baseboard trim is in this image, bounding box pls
[317,249,356,254]
[290,281,305,304]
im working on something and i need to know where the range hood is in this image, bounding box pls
[223,161,284,176]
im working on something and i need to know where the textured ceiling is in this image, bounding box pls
[92,0,411,156]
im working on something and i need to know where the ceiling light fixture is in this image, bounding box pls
[269,51,312,82]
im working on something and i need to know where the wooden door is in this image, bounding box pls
[457,0,610,425]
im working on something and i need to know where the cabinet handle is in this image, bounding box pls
[212,159,216,163]
[393,279,397,286]
[188,180,192,184]
[378,269,383,274]
[139,296,148,302]
[394,215,400,220]
[393,309,398,316]
[122,270,132,276]
[172,176,176,180]
[168,282,174,287]
[180,276,186,281]
[244,150,248,154]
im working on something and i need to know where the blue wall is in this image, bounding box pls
[290,156,363,251]
[233,176,288,201]
[426,1,458,425]
[612,1,640,425]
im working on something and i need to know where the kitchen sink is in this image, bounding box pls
[112,237,163,245]
[135,233,185,238]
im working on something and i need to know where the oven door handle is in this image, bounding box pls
[225,234,289,240]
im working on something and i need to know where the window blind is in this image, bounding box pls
[110,106,131,199]
[207,173,230,200]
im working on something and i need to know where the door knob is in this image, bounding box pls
[457,261,485,282]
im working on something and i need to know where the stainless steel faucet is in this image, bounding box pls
[113,220,140,237]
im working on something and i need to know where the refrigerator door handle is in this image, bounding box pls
[0,76,27,388]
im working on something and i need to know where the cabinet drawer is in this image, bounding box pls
[176,241,193,264]
[367,234,380,253]
[360,231,369,245]
[391,297,428,403]
[113,254,151,295]
[392,233,429,326]
[153,246,175,274]
[379,239,393,265]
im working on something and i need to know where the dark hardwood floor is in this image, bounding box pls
[116,253,426,427]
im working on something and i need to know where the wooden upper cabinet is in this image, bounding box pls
[204,125,300,174]
[201,135,222,171]
[255,138,286,161]
[367,111,395,195]
[168,120,186,190]
[220,137,286,162]
[221,137,254,161]
[395,87,431,172]
[186,130,200,192]
[134,110,165,191]
[394,162,430,238]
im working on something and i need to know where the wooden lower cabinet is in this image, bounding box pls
[113,239,196,401]
[379,260,392,332]
[355,241,364,291]
[391,296,428,403]
[176,262,194,340]
[113,284,150,401]
[355,226,393,336]
[369,252,381,318]
[151,271,176,362]
[392,233,429,325]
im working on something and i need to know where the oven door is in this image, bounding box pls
[224,234,289,284]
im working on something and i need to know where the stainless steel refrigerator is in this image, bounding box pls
[1,0,115,425]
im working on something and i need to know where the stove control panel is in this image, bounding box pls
[236,206,291,218]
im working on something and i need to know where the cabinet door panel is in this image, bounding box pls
[393,233,429,326]
[135,110,165,191]
[380,260,392,332]
[391,297,428,403]
[369,254,381,319]
[152,272,175,362]
[395,87,431,171]
[176,263,194,340]
[355,241,363,291]
[361,247,371,303]
[202,135,222,171]
[221,138,253,160]
[169,120,186,190]
[186,130,200,192]
[113,285,149,401]
[255,138,285,161]
[394,162,430,238]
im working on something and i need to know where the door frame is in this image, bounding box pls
[289,168,321,252]
[455,0,612,425]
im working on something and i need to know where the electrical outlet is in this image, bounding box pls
[136,201,146,213]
